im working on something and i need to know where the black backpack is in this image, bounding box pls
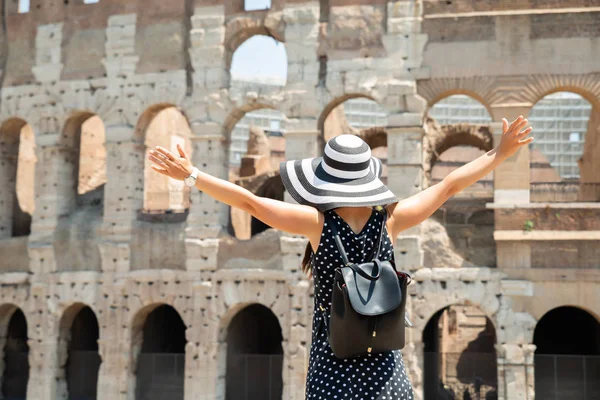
[320,207,412,359]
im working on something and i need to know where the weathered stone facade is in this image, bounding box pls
[0,1,598,399]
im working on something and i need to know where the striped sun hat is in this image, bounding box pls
[279,134,397,212]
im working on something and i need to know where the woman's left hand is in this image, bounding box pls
[496,115,534,159]
[148,144,194,181]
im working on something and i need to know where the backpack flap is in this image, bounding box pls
[340,260,402,316]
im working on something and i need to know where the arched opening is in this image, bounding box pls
[423,305,498,400]
[227,107,286,240]
[230,35,287,86]
[135,305,186,400]
[1,307,29,400]
[528,92,599,201]
[0,119,35,239]
[428,94,493,126]
[319,96,389,181]
[58,305,101,400]
[140,106,193,215]
[533,306,600,399]
[60,112,107,211]
[225,304,283,400]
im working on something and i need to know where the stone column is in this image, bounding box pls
[96,286,129,400]
[185,125,227,272]
[25,283,56,400]
[283,1,320,88]
[0,141,18,239]
[496,343,536,400]
[489,108,532,269]
[490,107,531,205]
[98,125,144,273]
[386,115,426,271]
[184,281,218,400]
[285,281,310,400]
[188,5,227,91]
[27,133,78,274]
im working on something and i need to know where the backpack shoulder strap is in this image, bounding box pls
[370,207,388,261]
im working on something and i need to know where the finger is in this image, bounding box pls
[502,118,508,133]
[518,137,534,145]
[177,143,189,160]
[509,116,524,132]
[517,127,533,137]
[150,165,171,176]
[155,146,176,161]
[514,118,529,134]
[149,154,169,168]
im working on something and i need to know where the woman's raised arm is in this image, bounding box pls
[388,115,533,238]
[148,144,323,240]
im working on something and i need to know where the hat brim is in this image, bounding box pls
[279,157,398,212]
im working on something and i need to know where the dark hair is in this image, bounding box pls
[301,242,313,275]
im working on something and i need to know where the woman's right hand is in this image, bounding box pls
[148,144,194,181]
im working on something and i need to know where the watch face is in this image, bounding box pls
[185,177,195,186]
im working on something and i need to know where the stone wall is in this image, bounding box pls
[0,1,597,400]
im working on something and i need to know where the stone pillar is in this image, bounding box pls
[97,287,129,400]
[27,133,78,274]
[25,283,56,400]
[102,14,139,82]
[185,126,227,272]
[490,107,531,205]
[184,281,218,400]
[285,281,310,400]
[386,116,426,271]
[189,5,227,91]
[489,108,532,269]
[496,343,536,400]
[383,0,430,80]
[0,140,18,239]
[283,1,320,87]
[99,125,144,273]
[32,23,63,83]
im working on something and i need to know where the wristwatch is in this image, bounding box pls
[184,167,200,187]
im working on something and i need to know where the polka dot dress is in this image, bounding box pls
[306,208,414,400]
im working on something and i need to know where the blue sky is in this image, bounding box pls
[230,35,287,83]
[230,0,286,83]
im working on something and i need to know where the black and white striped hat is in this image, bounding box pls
[280,134,397,212]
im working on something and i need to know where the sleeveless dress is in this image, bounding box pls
[306,208,414,399]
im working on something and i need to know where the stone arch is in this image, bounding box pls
[224,18,285,72]
[426,90,494,119]
[422,303,498,399]
[533,306,600,399]
[134,105,194,214]
[216,302,284,400]
[55,302,101,400]
[523,78,600,113]
[318,93,381,134]
[0,118,36,238]
[229,34,288,85]
[129,303,187,400]
[423,117,494,182]
[0,304,29,400]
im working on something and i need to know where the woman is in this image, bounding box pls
[148,116,533,399]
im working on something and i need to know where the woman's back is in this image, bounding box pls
[307,208,413,399]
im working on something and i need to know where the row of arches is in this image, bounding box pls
[0,89,596,241]
[1,302,597,399]
[0,302,284,400]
